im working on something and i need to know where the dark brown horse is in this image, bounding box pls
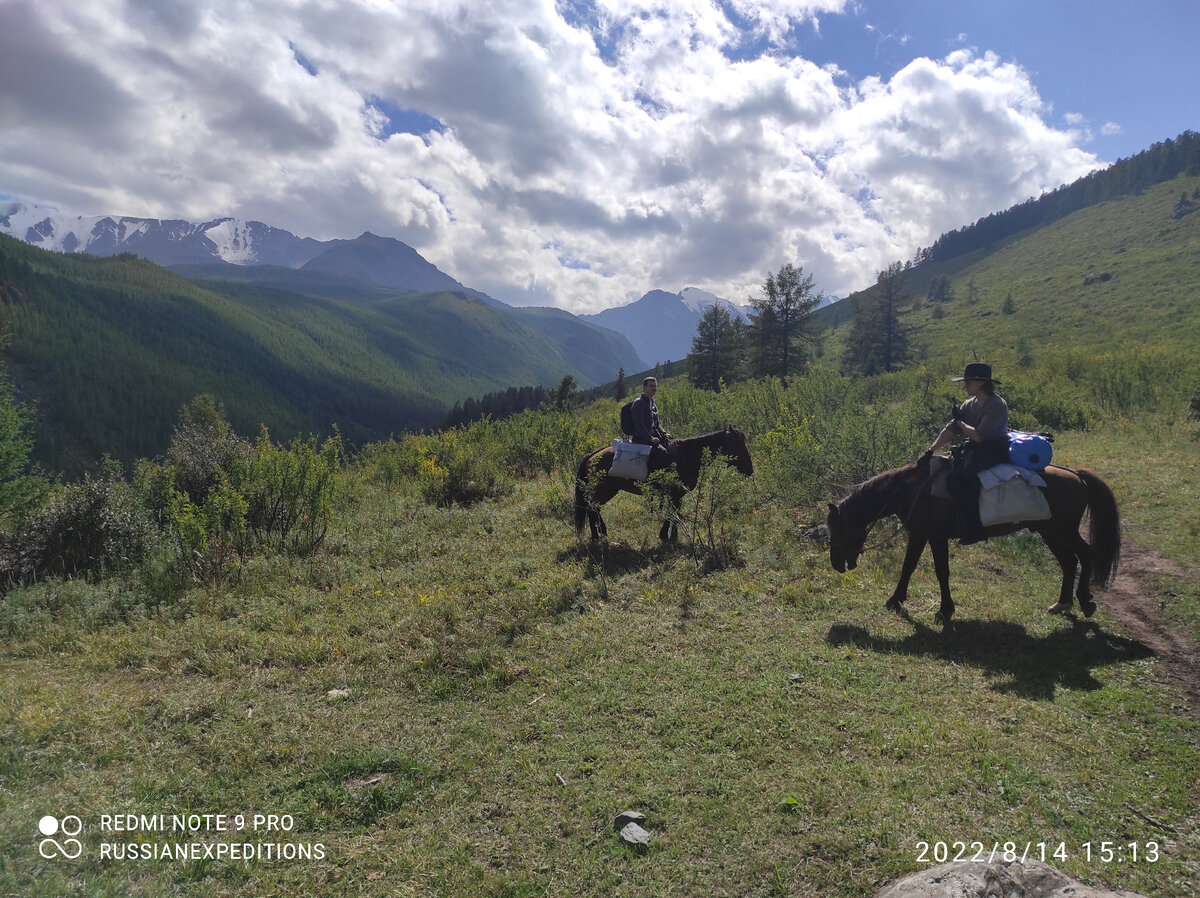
[825,461,1121,625]
[575,426,753,541]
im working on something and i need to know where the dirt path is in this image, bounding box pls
[1098,541,1200,714]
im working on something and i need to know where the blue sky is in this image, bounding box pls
[1,0,1195,311]
[797,1,1195,163]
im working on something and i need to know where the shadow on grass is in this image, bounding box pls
[558,540,684,578]
[827,615,1155,701]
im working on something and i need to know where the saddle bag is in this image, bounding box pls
[610,440,652,481]
[977,464,1051,526]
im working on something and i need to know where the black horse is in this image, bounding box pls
[826,461,1121,626]
[575,426,754,541]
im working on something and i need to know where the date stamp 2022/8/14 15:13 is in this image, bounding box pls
[915,840,1160,865]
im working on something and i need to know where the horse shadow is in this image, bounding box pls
[826,615,1155,701]
[557,540,684,579]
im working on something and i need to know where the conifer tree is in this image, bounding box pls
[688,304,741,391]
[842,261,911,376]
[746,263,822,385]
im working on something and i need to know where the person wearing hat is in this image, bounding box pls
[922,362,1010,543]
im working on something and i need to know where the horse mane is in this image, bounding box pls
[679,426,743,444]
[836,464,914,528]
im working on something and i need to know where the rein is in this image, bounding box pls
[843,464,932,552]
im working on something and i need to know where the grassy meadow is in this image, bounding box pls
[2,365,1199,897]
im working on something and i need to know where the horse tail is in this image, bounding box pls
[574,455,591,535]
[1077,468,1121,588]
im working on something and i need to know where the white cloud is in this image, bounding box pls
[1101,121,1123,136]
[0,0,1102,312]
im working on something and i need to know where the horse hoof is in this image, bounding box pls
[1046,602,1073,615]
[885,597,905,613]
[1080,601,1097,619]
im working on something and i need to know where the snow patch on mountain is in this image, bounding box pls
[203,218,259,264]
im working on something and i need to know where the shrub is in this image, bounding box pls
[0,362,48,530]
[414,426,512,508]
[165,394,250,505]
[240,429,342,555]
[16,461,155,583]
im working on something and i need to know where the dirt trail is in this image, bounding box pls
[1098,541,1200,714]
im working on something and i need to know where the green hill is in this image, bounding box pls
[818,172,1200,424]
[0,238,640,474]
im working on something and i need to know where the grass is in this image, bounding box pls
[3,435,1198,897]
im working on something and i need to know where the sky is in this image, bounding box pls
[1,0,1196,313]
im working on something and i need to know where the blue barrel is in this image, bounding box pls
[1008,431,1053,471]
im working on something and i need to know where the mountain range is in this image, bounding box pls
[1,201,746,366]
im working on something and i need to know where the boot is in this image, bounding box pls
[956,502,985,545]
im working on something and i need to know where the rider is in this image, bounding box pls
[629,376,674,470]
[922,362,1010,544]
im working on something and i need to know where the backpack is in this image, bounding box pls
[619,400,636,437]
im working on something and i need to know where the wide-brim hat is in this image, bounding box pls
[951,362,1000,384]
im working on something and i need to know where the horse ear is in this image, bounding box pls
[827,503,838,520]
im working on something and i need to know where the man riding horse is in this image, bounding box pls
[628,376,674,472]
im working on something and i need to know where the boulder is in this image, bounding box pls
[875,860,1149,898]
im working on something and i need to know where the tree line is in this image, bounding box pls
[688,260,910,389]
[912,130,1200,266]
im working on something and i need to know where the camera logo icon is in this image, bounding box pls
[38,815,83,859]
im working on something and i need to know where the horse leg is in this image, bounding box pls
[1043,530,1080,616]
[587,480,617,542]
[930,537,955,627]
[1072,531,1097,618]
[659,488,681,542]
[886,532,927,612]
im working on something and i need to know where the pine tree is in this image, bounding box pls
[746,263,822,385]
[842,262,911,376]
[688,304,741,391]
[614,368,627,401]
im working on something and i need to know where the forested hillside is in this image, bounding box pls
[0,238,638,474]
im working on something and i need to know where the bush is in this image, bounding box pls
[164,394,250,505]
[16,461,155,583]
[0,362,48,531]
[413,426,512,508]
[241,429,342,554]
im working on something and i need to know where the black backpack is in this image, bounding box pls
[619,400,636,437]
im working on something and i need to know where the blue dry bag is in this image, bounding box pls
[1008,431,1053,471]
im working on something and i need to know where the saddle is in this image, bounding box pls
[926,455,1050,525]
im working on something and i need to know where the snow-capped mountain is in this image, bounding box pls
[580,287,750,368]
[679,286,752,320]
[0,199,504,303]
[0,200,329,267]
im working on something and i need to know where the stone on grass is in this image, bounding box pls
[618,822,651,851]
[612,810,646,831]
[875,860,1149,898]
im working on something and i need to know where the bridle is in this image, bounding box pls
[837,464,934,556]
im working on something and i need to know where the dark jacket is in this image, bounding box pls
[629,394,668,446]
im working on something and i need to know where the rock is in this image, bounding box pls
[618,822,652,851]
[612,810,646,831]
[875,860,1149,898]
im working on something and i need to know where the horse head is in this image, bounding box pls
[826,501,867,573]
[722,425,754,476]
